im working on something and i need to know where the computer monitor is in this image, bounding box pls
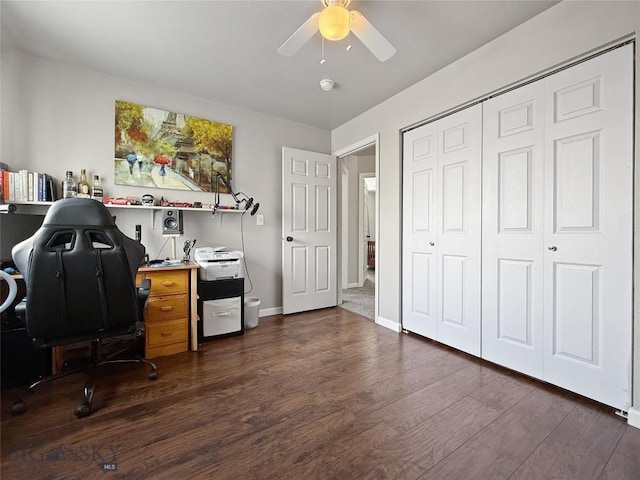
[0,213,45,269]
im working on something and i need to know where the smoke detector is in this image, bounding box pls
[319,78,335,91]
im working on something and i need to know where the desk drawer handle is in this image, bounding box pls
[160,306,174,311]
[161,332,173,337]
[162,281,175,286]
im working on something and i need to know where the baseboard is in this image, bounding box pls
[376,316,402,332]
[259,306,282,317]
[628,407,640,429]
[346,282,360,289]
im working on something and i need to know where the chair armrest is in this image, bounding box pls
[137,278,151,321]
[14,298,26,319]
[137,278,151,299]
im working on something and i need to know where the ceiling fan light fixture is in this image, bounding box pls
[318,5,350,41]
[277,0,395,62]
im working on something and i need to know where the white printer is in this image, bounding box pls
[194,247,244,281]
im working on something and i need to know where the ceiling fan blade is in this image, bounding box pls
[277,12,320,56]
[349,10,396,62]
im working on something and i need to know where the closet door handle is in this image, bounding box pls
[286,236,293,242]
[548,246,557,251]
[429,242,435,246]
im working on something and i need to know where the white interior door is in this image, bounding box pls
[359,173,374,287]
[402,104,482,355]
[282,147,337,315]
[482,80,545,378]
[542,45,633,410]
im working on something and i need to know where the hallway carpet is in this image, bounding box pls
[340,269,375,319]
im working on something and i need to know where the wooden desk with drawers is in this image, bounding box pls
[7,263,200,374]
[136,263,199,359]
[47,263,199,372]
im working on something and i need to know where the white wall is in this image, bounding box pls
[331,1,640,414]
[365,189,375,241]
[0,49,331,313]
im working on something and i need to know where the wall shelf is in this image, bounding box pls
[6,201,249,229]
[8,200,247,213]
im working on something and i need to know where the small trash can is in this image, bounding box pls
[244,297,260,329]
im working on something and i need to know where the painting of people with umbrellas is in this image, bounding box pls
[114,100,233,192]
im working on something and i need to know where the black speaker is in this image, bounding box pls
[162,209,183,235]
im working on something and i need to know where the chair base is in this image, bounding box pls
[12,338,158,419]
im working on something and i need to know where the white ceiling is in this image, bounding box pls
[0,0,559,130]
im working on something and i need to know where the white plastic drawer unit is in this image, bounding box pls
[202,297,242,337]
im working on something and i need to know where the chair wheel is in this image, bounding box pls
[11,400,26,415]
[75,404,91,418]
[149,370,158,381]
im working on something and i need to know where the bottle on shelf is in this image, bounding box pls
[62,171,77,199]
[91,175,103,201]
[77,168,91,198]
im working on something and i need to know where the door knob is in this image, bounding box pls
[286,236,293,242]
[429,242,435,246]
[548,246,557,251]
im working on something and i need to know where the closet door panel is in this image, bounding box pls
[498,148,533,232]
[497,259,533,343]
[554,132,600,231]
[543,45,633,410]
[482,80,545,378]
[402,124,438,338]
[441,254,466,326]
[442,162,467,232]
[551,263,600,363]
[435,104,482,356]
[410,252,433,323]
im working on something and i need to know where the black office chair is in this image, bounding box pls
[11,198,158,418]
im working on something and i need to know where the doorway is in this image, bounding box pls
[335,138,378,321]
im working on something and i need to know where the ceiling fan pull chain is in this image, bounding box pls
[320,36,327,64]
[346,30,352,51]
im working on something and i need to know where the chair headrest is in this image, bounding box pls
[43,198,115,227]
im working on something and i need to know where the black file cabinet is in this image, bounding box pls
[197,278,244,342]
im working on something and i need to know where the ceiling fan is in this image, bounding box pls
[277,0,396,62]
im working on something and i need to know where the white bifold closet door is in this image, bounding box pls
[482,44,633,409]
[482,79,546,379]
[542,45,633,409]
[402,104,482,356]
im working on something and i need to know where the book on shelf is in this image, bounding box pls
[45,175,58,201]
[38,173,44,202]
[9,171,17,201]
[20,170,28,202]
[27,172,34,201]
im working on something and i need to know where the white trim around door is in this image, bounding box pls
[334,133,381,329]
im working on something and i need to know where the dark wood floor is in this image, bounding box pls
[2,308,639,479]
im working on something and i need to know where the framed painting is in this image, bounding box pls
[114,100,233,192]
